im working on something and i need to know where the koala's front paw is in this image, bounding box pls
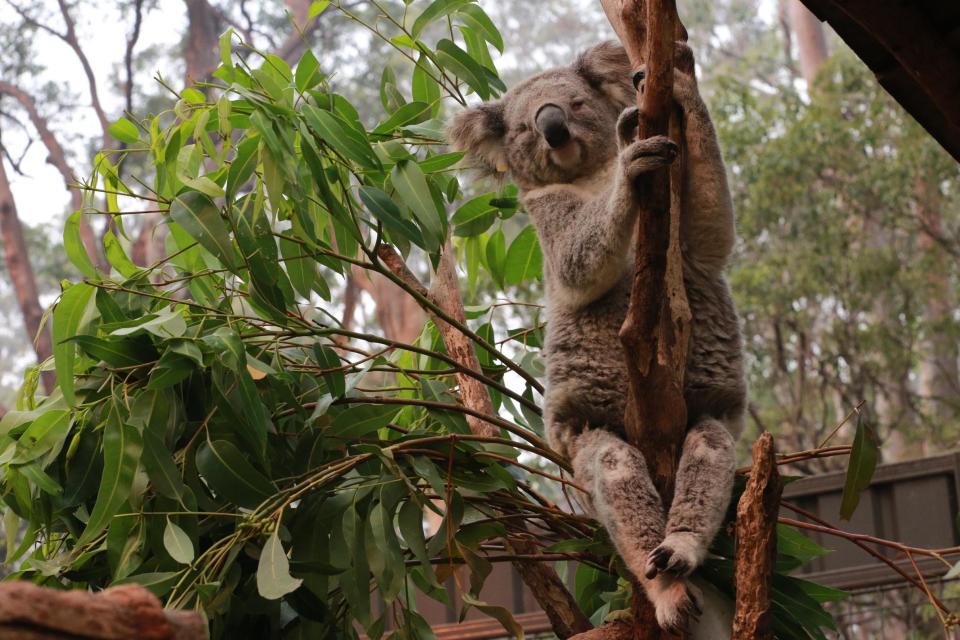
[616,107,640,147]
[645,532,704,579]
[621,135,678,179]
[648,576,703,635]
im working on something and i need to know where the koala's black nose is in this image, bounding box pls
[535,104,571,149]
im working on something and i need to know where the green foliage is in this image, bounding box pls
[717,49,960,457]
[838,411,879,520]
[0,3,550,638]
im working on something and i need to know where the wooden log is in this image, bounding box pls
[0,582,207,640]
[732,432,782,639]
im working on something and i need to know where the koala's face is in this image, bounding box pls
[448,42,634,189]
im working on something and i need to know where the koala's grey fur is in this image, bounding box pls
[448,41,745,635]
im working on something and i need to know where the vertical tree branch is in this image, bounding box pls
[50,0,112,144]
[733,432,781,639]
[124,0,146,117]
[0,160,54,394]
[787,0,828,87]
[0,81,105,271]
[183,0,221,85]
[600,2,690,638]
[601,0,690,507]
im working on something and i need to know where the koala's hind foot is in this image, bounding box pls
[646,418,737,580]
[568,428,666,574]
[648,575,703,635]
[646,531,701,578]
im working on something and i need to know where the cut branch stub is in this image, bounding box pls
[733,432,782,640]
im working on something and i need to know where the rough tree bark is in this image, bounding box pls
[377,243,592,637]
[599,1,690,638]
[0,160,54,394]
[732,432,781,640]
[788,0,828,86]
[0,582,205,639]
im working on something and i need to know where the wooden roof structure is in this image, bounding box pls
[799,0,960,163]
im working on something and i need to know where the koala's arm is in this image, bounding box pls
[673,72,736,275]
[523,182,635,308]
[523,133,678,309]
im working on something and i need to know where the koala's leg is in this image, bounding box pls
[645,418,736,579]
[568,427,703,634]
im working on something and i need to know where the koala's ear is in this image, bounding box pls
[446,101,508,175]
[573,41,634,108]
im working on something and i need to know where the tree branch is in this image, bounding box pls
[0,582,205,639]
[600,1,688,638]
[0,160,54,393]
[0,80,104,270]
[124,0,146,117]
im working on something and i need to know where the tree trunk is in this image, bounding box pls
[600,1,690,638]
[0,161,55,394]
[183,0,220,84]
[915,177,958,447]
[788,0,829,86]
[0,81,103,271]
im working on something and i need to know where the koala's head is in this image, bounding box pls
[447,41,633,189]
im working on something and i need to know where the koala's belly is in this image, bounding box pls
[544,279,632,430]
[683,271,747,430]
[542,271,745,436]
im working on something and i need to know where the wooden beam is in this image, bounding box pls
[833,0,960,131]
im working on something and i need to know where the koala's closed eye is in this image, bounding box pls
[571,99,586,111]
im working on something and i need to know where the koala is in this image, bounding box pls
[448,41,745,635]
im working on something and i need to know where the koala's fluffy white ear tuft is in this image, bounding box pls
[573,41,634,108]
[446,101,508,176]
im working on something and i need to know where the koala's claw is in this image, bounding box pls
[631,66,646,90]
[645,532,703,579]
[651,577,703,635]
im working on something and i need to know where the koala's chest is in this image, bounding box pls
[545,276,632,356]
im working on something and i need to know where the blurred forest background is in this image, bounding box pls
[1,0,959,470]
